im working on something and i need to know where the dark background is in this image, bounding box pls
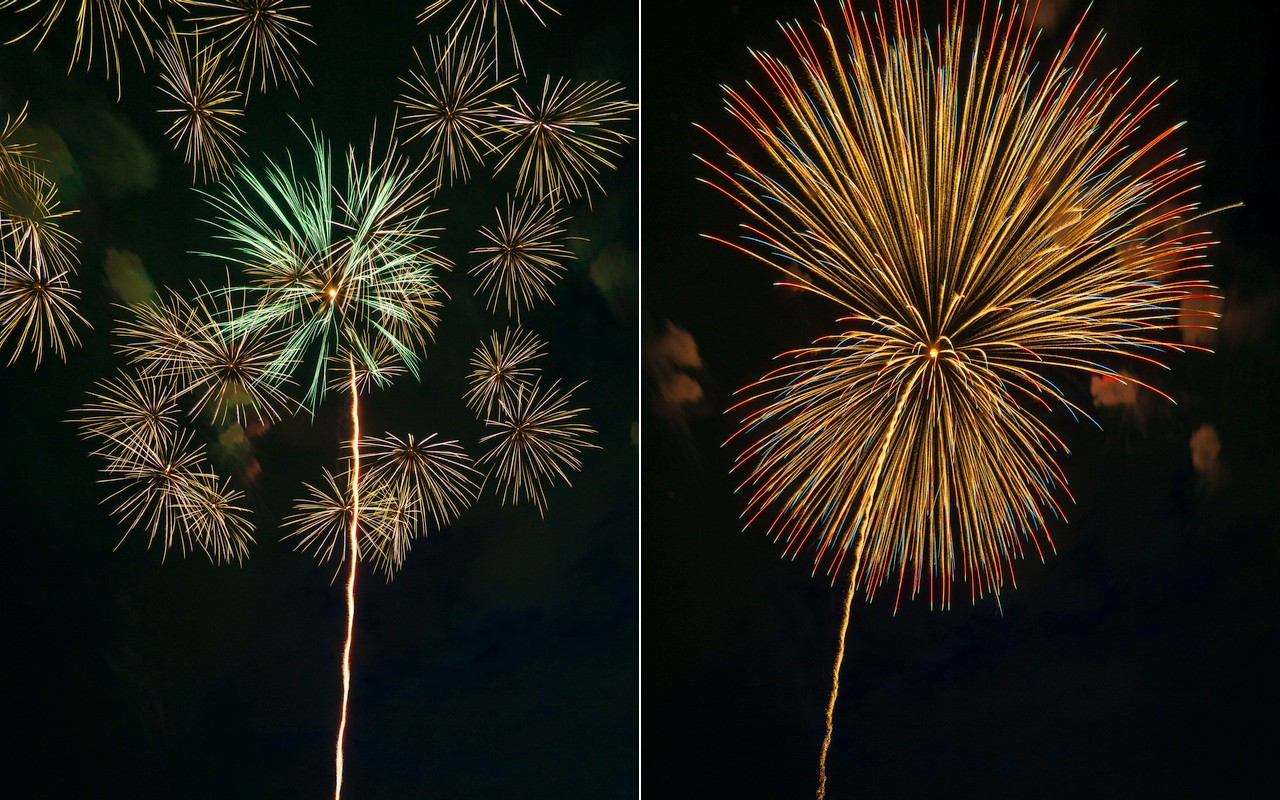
[1,1,637,797]
[644,1,1278,798]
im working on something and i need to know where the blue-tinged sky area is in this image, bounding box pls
[0,2,636,797]
[644,1,1277,798]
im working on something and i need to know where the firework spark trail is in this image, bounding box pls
[335,355,360,800]
[817,541,861,800]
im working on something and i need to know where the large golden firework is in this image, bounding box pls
[703,0,1221,608]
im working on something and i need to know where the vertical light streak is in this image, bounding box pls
[335,355,360,800]
[817,543,861,800]
[816,374,913,800]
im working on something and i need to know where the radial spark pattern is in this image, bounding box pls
[114,287,294,424]
[464,325,545,418]
[470,195,575,318]
[703,2,1222,606]
[200,127,447,411]
[177,0,313,94]
[395,33,515,188]
[0,252,85,366]
[155,24,246,183]
[417,0,558,76]
[478,377,597,516]
[491,76,635,203]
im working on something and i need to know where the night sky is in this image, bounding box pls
[2,2,636,797]
[644,2,1278,799]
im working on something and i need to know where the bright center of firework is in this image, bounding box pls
[327,286,338,301]
[928,345,939,360]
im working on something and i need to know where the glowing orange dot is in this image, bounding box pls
[928,347,938,359]
[327,287,338,300]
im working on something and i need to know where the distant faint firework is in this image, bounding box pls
[470,194,575,319]
[417,0,559,76]
[703,0,1222,608]
[0,0,157,91]
[478,377,597,516]
[177,0,313,94]
[395,32,516,188]
[492,76,635,204]
[155,24,247,183]
[464,325,546,418]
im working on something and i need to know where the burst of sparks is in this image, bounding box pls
[176,0,313,94]
[155,23,247,184]
[417,0,559,77]
[199,126,448,412]
[478,377,597,516]
[469,194,575,319]
[113,286,295,424]
[361,432,479,575]
[395,32,516,188]
[0,0,158,92]
[97,425,254,563]
[284,466,395,575]
[464,325,545,419]
[702,1,1224,609]
[0,149,80,278]
[71,370,181,456]
[0,252,86,366]
[491,76,635,204]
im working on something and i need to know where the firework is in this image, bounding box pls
[99,427,253,563]
[200,126,447,411]
[114,286,295,424]
[703,2,1225,796]
[464,325,545,418]
[0,252,86,366]
[478,377,597,516]
[417,0,559,77]
[470,194,576,319]
[0,104,37,174]
[363,433,478,531]
[285,466,396,574]
[155,23,247,183]
[71,370,180,456]
[491,76,635,203]
[0,157,80,278]
[0,0,158,91]
[704,0,1218,606]
[360,433,480,577]
[395,32,516,188]
[177,0,313,94]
